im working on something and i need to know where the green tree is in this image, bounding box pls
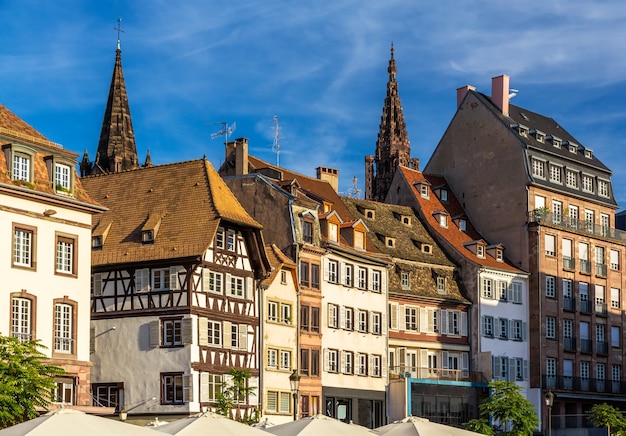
[589,403,626,435]
[463,418,495,435]
[214,368,258,424]
[465,381,539,435]
[0,335,65,429]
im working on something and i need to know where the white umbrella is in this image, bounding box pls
[262,414,376,436]
[0,408,159,435]
[155,411,268,435]
[374,416,481,436]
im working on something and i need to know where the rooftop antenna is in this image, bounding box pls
[272,115,281,166]
[509,88,519,99]
[346,176,362,198]
[210,121,236,154]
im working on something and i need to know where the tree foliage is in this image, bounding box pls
[465,381,539,435]
[0,335,65,429]
[214,368,258,425]
[589,403,626,435]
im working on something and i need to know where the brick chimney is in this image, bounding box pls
[316,166,339,192]
[456,85,476,107]
[234,138,249,175]
[491,74,510,116]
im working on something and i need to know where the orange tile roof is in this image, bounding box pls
[82,159,262,266]
[262,244,297,286]
[399,166,524,273]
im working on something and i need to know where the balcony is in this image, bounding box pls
[543,376,626,394]
[580,300,592,314]
[579,259,591,274]
[530,210,626,243]
[390,366,475,382]
[596,263,608,277]
[562,256,576,270]
[595,302,608,317]
[563,297,575,311]
[563,336,576,351]
[596,341,609,355]
[580,339,592,353]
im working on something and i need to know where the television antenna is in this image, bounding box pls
[346,177,362,198]
[272,115,281,166]
[210,121,236,153]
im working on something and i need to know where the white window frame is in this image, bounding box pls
[208,320,222,346]
[54,303,73,353]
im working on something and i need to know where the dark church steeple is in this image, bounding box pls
[82,19,138,176]
[365,44,418,201]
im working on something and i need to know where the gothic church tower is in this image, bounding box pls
[365,45,418,201]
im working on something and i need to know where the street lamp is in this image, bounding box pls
[544,390,554,436]
[289,369,301,421]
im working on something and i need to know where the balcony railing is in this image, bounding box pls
[543,375,626,394]
[580,339,592,353]
[530,210,626,242]
[597,341,609,355]
[563,297,575,311]
[596,263,608,277]
[580,259,591,274]
[563,336,576,351]
[596,302,608,316]
[389,366,477,382]
[580,300,592,314]
[562,256,576,270]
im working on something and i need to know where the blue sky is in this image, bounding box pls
[2,1,626,205]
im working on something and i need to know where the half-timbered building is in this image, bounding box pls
[82,158,270,421]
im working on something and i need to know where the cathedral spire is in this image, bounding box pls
[365,44,418,202]
[92,19,138,175]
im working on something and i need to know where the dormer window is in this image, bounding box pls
[354,230,365,250]
[420,185,429,198]
[477,245,485,258]
[422,244,432,254]
[436,276,446,294]
[3,144,35,185]
[401,215,411,225]
[329,222,338,243]
[567,142,577,153]
[549,136,562,148]
[141,214,162,245]
[386,237,395,248]
[303,220,313,244]
[584,149,592,159]
[496,249,503,262]
[514,124,529,137]
[439,215,447,227]
[92,218,111,250]
[458,219,467,232]
[365,209,375,219]
[55,163,72,194]
[92,236,102,249]
[439,189,448,202]
[533,130,546,143]
[13,153,31,181]
[142,230,154,243]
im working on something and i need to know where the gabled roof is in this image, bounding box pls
[82,159,263,266]
[262,244,297,287]
[0,103,49,143]
[398,166,525,274]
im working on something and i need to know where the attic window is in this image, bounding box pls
[438,215,448,228]
[420,185,429,198]
[142,230,155,243]
[548,136,561,148]
[302,220,313,244]
[496,249,503,262]
[422,244,432,254]
[439,189,448,202]
[365,209,375,219]
[92,236,102,249]
[476,245,485,258]
[354,230,365,250]
[386,237,396,248]
[458,219,467,232]
[584,149,592,159]
[436,276,446,294]
[566,142,577,153]
[401,216,411,225]
[516,124,529,137]
[533,130,546,143]
[328,222,339,243]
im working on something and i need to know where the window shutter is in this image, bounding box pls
[493,356,499,379]
[202,269,211,291]
[323,349,329,372]
[323,261,330,282]
[90,326,96,353]
[136,268,150,293]
[198,318,208,346]
[182,317,193,344]
[246,277,254,300]
[389,304,398,330]
[93,273,102,296]
[524,360,529,380]
[398,305,406,331]
[368,355,374,376]
[480,316,485,336]
[509,358,515,382]
[170,266,183,290]
[427,308,435,333]
[462,352,469,378]
[248,377,259,407]
[369,311,374,334]
[238,324,248,351]
[381,312,387,335]
[381,270,387,294]
[200,372,209,402]
[507,284,513,302]
[225,273,232,295]
[223,321,232,349]
[461,312,468,337]
[419,307,428,332]
[509,319,515,340]
[420,350,428,376]
[495,318,501,338]
[183,374,193,402]
[341,351,346,373]
[399,348,406,372]
[442,351,449,373]
[382,355,387,378]
[367,268,373,291]
[149,320,160,348]
[339,306,346,329]
[440,310,448,335]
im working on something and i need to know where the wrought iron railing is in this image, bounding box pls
[530,211,626,242]
[544,375,626,394]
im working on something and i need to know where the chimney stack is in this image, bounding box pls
[234,138,249,175]
[491,74,510,116]
[316,166,339,192]
[456,85,476,107]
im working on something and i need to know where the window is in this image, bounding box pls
[204,270,223,293]
[55,163,71,193]
[440,189,448,202]
[215,227,225,249]
[281,303,292,324]
[545,276,556,298]
[612,326,620,347]
[493,356,509,381]
[11,296,33,342]
[343,264,353,286]
[420,185,429,198]
[372,355,382,377]
[497,318,508,339]
[582,175,594,193]
[566,170,579,188]
[343,307,353,330]
[311,307,320,333]
[357,353,368,376]
[481,278,493,299]
[266,391,290,414]
[327,260,338,283]
[546,317,556,339]
[53,303,73,353]
[563,279,573,299]
[228,276,244,297]
[268,348,278,369]
[268,301,278,322]
[552,200,562,224]
[227,230,236,251]
[581,361,590,382]
[327,349,338,372]
[598,180,610,198]
[497,281,507,301]
[476,245,484,258]
[303,220,313,244]
[301,349,310,375]
[208,321,222,346]
[300,261,310,287]
[438,214,447,227]
[611,288,620,309]
[13,225,35,268]
[280,350,291,370]
[328,304,338,328]
[401,271,410,290]
[280,270,287,284]
[358,310,368,332]
[511,320,524,341]
[311,349,320,376]
[405,307,418,331]
[53,378,75,405]
[12,153,31,181]
[328,222,338,243]
[357,267,368,289]
[162,319,182,346]
[161,373,185,404]
[230,324,247,350]
[56,235,76,274]
[437,276,446,294]
[93,384,120,408]
[610,250,620,270]
[532,158,545,178]
[563,319,573,341]
[343,351,354,374]
[601,214,610,236]
[372,312,381,334]
[458,219,467,232]
[372,270,381,292]
[549,164,562,183]
[482,316,494,337]
[203,374,223,402]
[546,358,557,387]
[354,231,365,250]
[545,234,555,256]
[311,264,320,289]
[152,268,170,291]
[510,282,523,304]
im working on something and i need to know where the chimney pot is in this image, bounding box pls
[491,74,510,116]
[456,85,476,107]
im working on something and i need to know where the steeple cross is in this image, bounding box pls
[114,18,124,49]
